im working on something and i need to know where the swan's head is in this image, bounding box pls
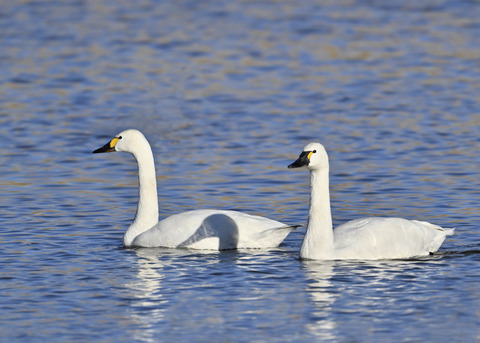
[288,142,328,171]
[92,129,149,155]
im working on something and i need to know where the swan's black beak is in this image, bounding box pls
[92,137,120,154]
[288,151,312,169]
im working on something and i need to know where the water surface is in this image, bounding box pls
[1,0,479,342]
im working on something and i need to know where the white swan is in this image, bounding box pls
[93,129,296,249]
[288,142,454,260]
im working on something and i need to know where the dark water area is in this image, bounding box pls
[1,1,479,342]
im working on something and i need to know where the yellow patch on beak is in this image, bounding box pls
[307,151,313,160]
[110,137,120,148]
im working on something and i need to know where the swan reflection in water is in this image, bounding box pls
[302,260,338,340]
[302,256,451,341]
[124,249,168,342]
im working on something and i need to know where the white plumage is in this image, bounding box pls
[130,209,294,249]
[93,129,295,249]
[288,142,454,260]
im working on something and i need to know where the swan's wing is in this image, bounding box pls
[333,217,454,259]
[131,209,295,249]
[332,217,377,248]
[132,210,221,248]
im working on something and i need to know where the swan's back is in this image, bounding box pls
[131,209,295,249]
[332,217,454,260]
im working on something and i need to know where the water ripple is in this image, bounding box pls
[1,0,479,342]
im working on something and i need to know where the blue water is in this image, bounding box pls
[1,0,479,342]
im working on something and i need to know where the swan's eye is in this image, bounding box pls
[313,150,316,153]
[118,136,122,139]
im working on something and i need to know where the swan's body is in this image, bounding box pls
[93,129,295,249]
[288,142,454,260]
[129,209,294,249]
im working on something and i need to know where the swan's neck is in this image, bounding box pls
[123,145,159,246]
[300,168,334,259]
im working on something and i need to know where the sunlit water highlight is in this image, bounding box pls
[1,1,479,342]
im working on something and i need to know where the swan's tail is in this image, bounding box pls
[414,220,455,236]
[272,224,302,233]
[412,220,455,253]
[442,227,455,236]
[279,224,302,230]
[430,226,455,253]
[254,224,301,244]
